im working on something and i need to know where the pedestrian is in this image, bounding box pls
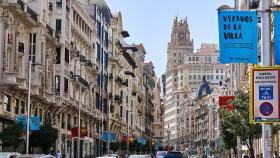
[56,150,62,158]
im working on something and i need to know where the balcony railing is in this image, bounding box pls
[84,60,93,68]
[17,0,24,11]
[46,24,53,37]
[73,75,89,88]
[27,6,38,22]
[114,95,122,104]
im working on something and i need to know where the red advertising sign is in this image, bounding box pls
[71,127,87,138]
[219,96,235,110]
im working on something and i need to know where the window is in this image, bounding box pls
[56,19,62,33]
[96,93,100,109]
[193,75,196,80]
[192,57,195,61]
[220,69,223,73]
[120,106,123,118]
[216,69,219,73]
[208,57,211,61]
[174,53,176,56]
[189,57,191,61]
[3,94,11,112]
[29,33,36,63]
[177,95,179,99]
[189,75,192,80]
[56,0,62,8]
[39,108,43,122]
[216,75,219,80]
[65,48,69,64]
[198,75,201,80]
[205,57,207,62]
[104,31,108,48]
[210,75,213,80]
[97,21,101,38]
[126,110,128,123]
[96,43,100,62]
[64,78,68,94]
[55,75,60,95]
[15,98,19,115]
[196,57,199,61]
[21,101,25,114]
[221,75,224,80]
[181,76,183,80]
[56,47,61,64]
[217,57,220,61]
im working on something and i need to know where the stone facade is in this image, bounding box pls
[0,0,161,157]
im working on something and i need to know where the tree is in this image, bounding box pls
[110,142,120,152]
[0,123,24,151]
[219,91,262,158]
[30,122,58,154]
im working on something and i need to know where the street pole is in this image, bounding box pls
[127,112,130,155]
[261,0,273,157]
[78,87,81,158]
[26,60,31,154]
[234,0,242,157]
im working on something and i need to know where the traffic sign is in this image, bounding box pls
[250,66,280,123]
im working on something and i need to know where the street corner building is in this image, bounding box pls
[0,0,163,157]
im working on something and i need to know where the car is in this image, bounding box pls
[156,151,168,158]
[0,152,21,158]
[189,155,195,158]
[97,154,119,158]
[19,154,55,158]
[128,155,152,158]
[164,152,183,158]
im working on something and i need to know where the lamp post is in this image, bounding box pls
[26,61,41,154]
[26,60,32,154]
[127,110,132,154]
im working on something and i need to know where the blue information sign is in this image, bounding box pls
[274,11,280,65]
[259,85,273,100]
[218,11,258,64]
[30,116,40,130]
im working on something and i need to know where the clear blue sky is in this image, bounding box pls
[106,0,234,77]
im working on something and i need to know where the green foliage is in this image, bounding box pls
[219,91,261,157]
[120,140,127,151]
[110,142,120,152]
[30,122,58,154]
[0,123,24,151]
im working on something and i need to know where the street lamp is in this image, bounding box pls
[127,110,132,155]
[26,61,41,154]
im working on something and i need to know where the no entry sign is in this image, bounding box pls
[250,66,280,123]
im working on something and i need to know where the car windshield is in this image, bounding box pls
[156,152,167,157]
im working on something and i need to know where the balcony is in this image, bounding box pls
[79,55,86,62]
[114,95,122,104]
[46,24,54,37]
[73,75,89,88]
[0,72,17,87]
[122,79,128,87]
[84,60,93,67]
[27,6,38,22]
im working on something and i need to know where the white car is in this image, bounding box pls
[0,152,21,158]
[20,154,56,158]
[156,151,167,158]
[97,154,119,158]
[128,155,152,158]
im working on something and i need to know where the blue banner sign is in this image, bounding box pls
[102,132,116,141]
[274,11,280,65]
[218,11,258,64]
[16,115,26,129]
[137,138,147,145]
[30,116,40,130]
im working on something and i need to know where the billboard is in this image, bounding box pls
[218,11,258,64]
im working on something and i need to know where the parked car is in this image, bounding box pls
[156,151,167,158]
[128,155,152,158]
[164,152,183,158]
[20,154,55,158]
[97,154,119,158]
[0,152,21,158]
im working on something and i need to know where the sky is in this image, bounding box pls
[106,0,234,77]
